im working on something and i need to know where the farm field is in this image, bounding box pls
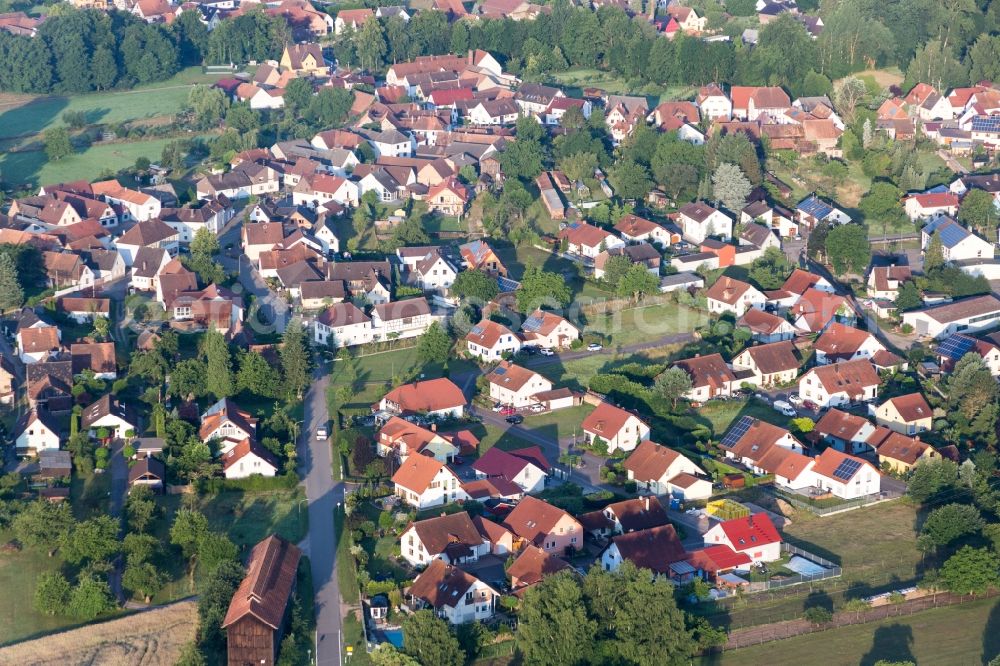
[0,67,228,140]
[0,599,197,664]
[709,596,1000,666]
[0,135,213,188]
[0,531,77,645]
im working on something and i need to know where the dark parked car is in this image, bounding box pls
[505,414,524,425]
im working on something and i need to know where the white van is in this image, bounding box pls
[772,400,796,417]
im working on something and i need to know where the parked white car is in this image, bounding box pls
[772,400,796,417]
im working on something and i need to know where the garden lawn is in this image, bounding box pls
[582,303,707,347]
[0,531,78,646]
[0,67,227,140]
[1,135,213,188]
[710,596,1000,666]
[549,68,692,102]
[697,397,791,439]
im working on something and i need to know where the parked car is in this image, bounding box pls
[452,455,465,465]
[499,406,517,416]
[803,400,819,412]
[529,403,546,413]
[315,426,328,440]
[540,348,555,356]
[787,393,804,407]
[492,402,504,412]
[520,345,538,356]
[772,400,796,417]
[587,342,603,352]
[506,414,524,425]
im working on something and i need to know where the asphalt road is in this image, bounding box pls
[297,369,346,666]
[217,211,291,335]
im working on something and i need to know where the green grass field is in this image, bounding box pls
[550,68,693,105]
[583,302,707,347]
[697,397,790,438]
[0,135,212,188]
[710,596,1000,666]
[0,531,79,646]
[0,67,226,140]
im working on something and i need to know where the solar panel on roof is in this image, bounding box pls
[937,334,975,360]
[494,366,506,375]
[972,117,1000,133]
[937,221,969,248]
[832,458,862,481]
[721,415,754,448]
[471,325,483,335]
[498,277,520,293]
[523,315,543,332]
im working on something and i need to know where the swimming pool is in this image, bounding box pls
[382,628,404,648]
[786,555,828,577]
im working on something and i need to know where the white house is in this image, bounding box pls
[696,83,732,121]
[397,247,458,292]
[901,294,1000,340]
[471,446,549,494]
[14,409,60,454]
[364,129,414,158]
[809,448,881,500]
[314,302,374,347]
[408,559,497,625]
[904,192,959,220]
[614,214,678,248]
[486,361,553,407]
[920,215,995,262]
[813,322,887,365]
[222,438,280,479]
[92,180,162,222]
[677,202,733,243]
[465,320,521,359]
[292,174,360,208]
[199,398,258,450]
[17,325,60,364]
[581,402,650,453]
[557,221,625,259]
[379,377,466,420]
[673,353,739,401]
[731,340,800,387]
[798,359,881,409]
[371,298,434,342]
[520,310,581,349]
[703,514,782,564]
[400,512,490,568]
[80,394,137,437]
[622,440,712,499]
[705,277,766,317]
[392,455,467,509]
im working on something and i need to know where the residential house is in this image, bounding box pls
[486,361,553,408]
[810,448,881,499]
[581,402,650,453]
[334,7,373,34]
[222,536,301,666]
[705,276,766,317]
[719,416,804,469]
[703,514,782,564]
[42,252,94,290]
[920,215,995,262]
[17,326,60,364]
[426,178,470,216]
[520,310,580,349]
[904,192,959,221]
[223,438,280,479]
[738,222,782,252]
[115,218,179,266]
[379,377,466,419]
[741,200,798,238]
[869,428,939,473]
[674,353,741,400]
[407,559,497,624]
[790,288,856,333]
[392,455,466,508]
[731,86,791,121]
[70,342,117,380]
[868,265,913,301]
[459,240,507,276]
[129,247,170,292]
[901,294,1000,339]
[14,408,61,453]
[465,319,521,359]
[399,512,490,568]
[600,524,688,576]
[622,440,712,499]
[200,398,258,453]
[471,446,549,494]
[81,394,136,438]
[313,302,373,348]
[614,213,678,248]
[814,322,887,365]
[783,268,835,296]
[502,496,583,554]
[731,340,799,387]
[279,43,327,75]
[292,173,360,209]
[397,247,458,292]
[0,354,15,404]
[593,243,661,280]
[507,546,572,596]
[377,417,459,463]
[326,261,392,304]
[737,308,796,343]
[815,408,877,454]
[92,180,162,222]
[557,221,625,259]
[128,456,166,493]
[936,333,1000,375]
[371,298,434,342]
[696,83,732,121]
[58,297,110,324]
[795,194,851,230]
[874,393,933,435]
[677,202,733,243]
[798,358,881,408]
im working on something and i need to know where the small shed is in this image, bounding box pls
[128,456,166,493]
[37,450,72,480]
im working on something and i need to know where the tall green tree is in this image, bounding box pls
[44,126,73,161]
[203,328,234,399]
[354,17,387,71]
[924,231,945,272]
[824,224,871,275]
[402,610,465,666]
[958,189,998,236]
[617,264,659,301]
[13,500,73,553]
[451,270,499,303]
[416,322,452,365]
[516,266,572,313]
[940,546,1000,595]
[517,571,596,666]
[711,163,752,213]
[0,252,24,310]
[61,515,120,565]
[68,577,115,620]
[34,571,72,615]
[280,319,311,400]
[655,367,694,408]
[237,350,282,398]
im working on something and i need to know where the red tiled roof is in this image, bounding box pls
[382,377,466,414]
[222,535,301,630]
[717,514,780,551]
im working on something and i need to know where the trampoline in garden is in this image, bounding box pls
[786,555,828,576]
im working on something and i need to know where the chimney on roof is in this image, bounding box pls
[644,496,649,511]
[431,423,437,432]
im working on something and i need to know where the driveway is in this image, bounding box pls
[297,369,346,666]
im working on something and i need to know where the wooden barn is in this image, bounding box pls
[222,534,302,666]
